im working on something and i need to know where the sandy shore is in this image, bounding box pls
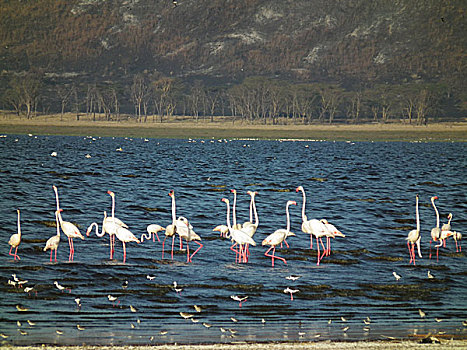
[0,112,466,141]
[2,340,467,350]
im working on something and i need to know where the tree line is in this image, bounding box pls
[1,71,463,125]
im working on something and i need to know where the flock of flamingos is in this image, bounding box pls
[7,185,462,267]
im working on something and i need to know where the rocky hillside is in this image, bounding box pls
[0,0,465,118]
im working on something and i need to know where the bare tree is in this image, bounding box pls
[131,73,150,122]
[56,85,72,121]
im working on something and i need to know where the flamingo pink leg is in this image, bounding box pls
[429,240,433,259]
[319,238,327,261]
[310,235,313,249]
[50,250,53,262]
[230,243,240,263]
[189,241,203,263]
[316,237,321,265]
[54,248,58,262]
[265,246,287,267]
[122,242,127,263]
[407,241,413,264]
[9,246,20,260]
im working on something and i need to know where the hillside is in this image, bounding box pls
[0,0,465,122]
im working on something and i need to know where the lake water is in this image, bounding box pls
[0,134,465,345]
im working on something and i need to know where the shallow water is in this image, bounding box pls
[0,135,465,345]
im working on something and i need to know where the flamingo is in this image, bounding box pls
[161,223,176,260]
[429,196,441,261]
[453,231,462,252]
[53,186,84,262]
[213,224,229,238]
[440,213,453,248]
[176,216,203,263]
[442,213,452,232]
[262,200,296,267]
[114,224,140,263]
[295,186,333,265]
[142,224,164,242]
[44,210,61,262]
[106,191,129,259]
[8,209,22,260]
[221,198,256,263]
[406,194,422,265]
[241,190,259,260]
[320,219,345,257]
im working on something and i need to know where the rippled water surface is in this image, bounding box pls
[0,135,466,345]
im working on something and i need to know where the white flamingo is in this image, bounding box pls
[320,219,345,257]
[221,198,256,263]
[44,210,61,262]
[442,213,452,232]
[53,185,84,262]
[176,216,203,263]
[296,186,333,265]
[142,224,165,243]
[429,196,441,261]
[114,224,140,263]
[406,194,422,265]
[106,191,129,259]
[8,209,22,260]
[242,191,259,260]
[262,200,296,267]
[230,189,243,230]
[453,231,462,252]
[213,224,229,238]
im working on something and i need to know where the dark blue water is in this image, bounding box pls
[0,134,465,345]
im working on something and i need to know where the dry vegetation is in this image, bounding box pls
[0,112,465,142]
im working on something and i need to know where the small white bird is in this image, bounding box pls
[51,152,57,157]
[54,281,66,292]
[85,154,92,159]
[173,281,182,294]
[285,274,301,281]
[393,272,401,281]
[16,305,29,312]
[146,275,156,280]
[419,309,426,318]
[341,316,347,322]
[230,317,238,323]
[129,305,137,312]
[230,295,248,308]
[77,324,85,331]
[427,271,434,279]
[283,287,299,300]
[193,305,202,312]
[74,298,81,308]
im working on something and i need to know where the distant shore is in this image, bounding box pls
[0,112,466,141]
[2,340,467,350]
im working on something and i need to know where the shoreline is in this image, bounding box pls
[2,340,467,350]
[0,113,466,141]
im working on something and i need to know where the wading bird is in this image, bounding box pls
[44,210,62,262]
[406,194,422,265]
[8,209,22,260]
[262,201,296,267]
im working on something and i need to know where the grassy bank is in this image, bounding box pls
[0,112,466,141]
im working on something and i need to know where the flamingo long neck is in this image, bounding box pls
[232,191,237,227]
[111,195,116,219]
[448,215,452,225]
[55,211,60,237]
[416,196,420,232]
[300,188,307,222]
[252,194,259,226]
[53,186,60,211]
[285,203,291,233]
[249,194,253,223]
[432,198,440,228]
[93,222,106,237]
[171,194,177,225]
[17,210,21,237]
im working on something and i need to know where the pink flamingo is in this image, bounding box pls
[8,209,22,260]
[320,219,345,257]
[114,224,140,263]
[262,200,296,267]
[53,185,84,262]
[406,194,422,265]
[44,210,61,262]
[142,224,164,242]
[453,231,462,252]
[176,216,203,263]
[429,196,441,261]
[295,186,333,265]
[221,198,256,263]
[213,224,229,238]
[106,191,129,259]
